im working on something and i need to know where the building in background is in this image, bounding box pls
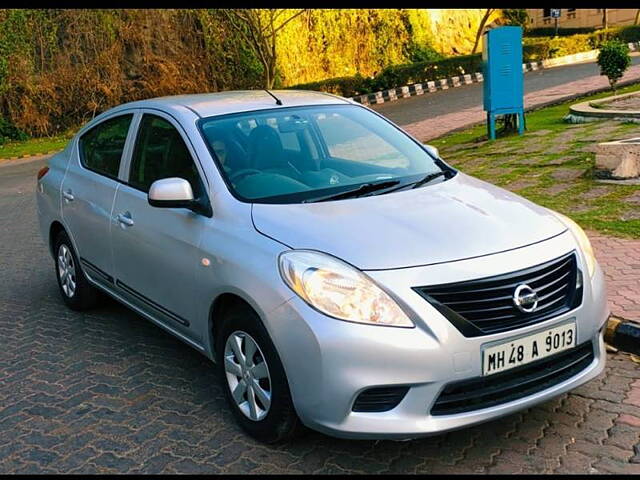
[526,9,637,29]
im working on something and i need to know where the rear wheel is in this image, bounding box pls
[216,302,303,443]
[54,231,99,310]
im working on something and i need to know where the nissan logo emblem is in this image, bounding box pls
[513,284,539,313]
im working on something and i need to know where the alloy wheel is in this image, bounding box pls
[224,330,272,421]
[57,244,76,298]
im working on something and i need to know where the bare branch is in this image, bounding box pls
[273,9,307,34]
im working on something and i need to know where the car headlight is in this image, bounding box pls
[278,250,414,327]
[550,211,596,278]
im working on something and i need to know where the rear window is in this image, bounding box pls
[79,114,133,179]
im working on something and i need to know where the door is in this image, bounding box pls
[61,113,135,286]
[111,112,209,344]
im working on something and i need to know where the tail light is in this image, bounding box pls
[37,166,50,181]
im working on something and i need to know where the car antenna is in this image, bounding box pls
[264,89,282,106]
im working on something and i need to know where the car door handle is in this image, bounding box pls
[62,190,74,202]
[116,212,134,227]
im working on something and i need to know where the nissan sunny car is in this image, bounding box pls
[36,90,609,443]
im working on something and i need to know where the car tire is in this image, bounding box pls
[216,301,303,444]
[54,230,100,311]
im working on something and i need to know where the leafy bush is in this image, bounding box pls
[522,42,552,62]
[522,25,640,63]
[371,53,482,91]
[291,74,375,98]
[597,40,631,91]
[502,9,529,30]
[590,25,640,47]
[0,117,28,145]
[405,43,445,64]
[522,33,594,61]
[292,54,482,97]
[526,27,596,37]
[0,118,28,142]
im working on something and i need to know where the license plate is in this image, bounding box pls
[482,321,576,376]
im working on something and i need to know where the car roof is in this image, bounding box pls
[108,90,353,119]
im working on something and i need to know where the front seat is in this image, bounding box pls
[202,125,249,174]
[248,125,300,180]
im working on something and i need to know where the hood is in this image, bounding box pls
[252,173,567,270]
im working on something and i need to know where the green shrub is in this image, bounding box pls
[597,40,631,91]
[522,33,593,61]
[526,27,596,37]
[292,74,374,98]
[292,54,482,97]
[371,53,482,91]
[404,43,445,64]
[522,42,552,62]
[613,25,640,43]
[503,9,529,30]
[590,25,640,47]
[0,117,28,145]
[523,26,640,62]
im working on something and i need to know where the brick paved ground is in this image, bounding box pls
[1,161,639,473]
[590,233,640,323]
[374,63,640,142]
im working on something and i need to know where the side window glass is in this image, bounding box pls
[79,114,133,179]
[129,115,204,197]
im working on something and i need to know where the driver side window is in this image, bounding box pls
[129,114,204,197]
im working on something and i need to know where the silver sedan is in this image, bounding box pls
[36,90,608,442]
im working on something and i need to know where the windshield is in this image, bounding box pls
[199,104,449,204]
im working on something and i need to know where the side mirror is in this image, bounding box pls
[424,144,440,159]
[148,177,213,217]
[148,177,195,209]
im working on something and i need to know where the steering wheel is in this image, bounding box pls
[229,168,262,183]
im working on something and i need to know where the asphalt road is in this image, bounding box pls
[372,54,640,126]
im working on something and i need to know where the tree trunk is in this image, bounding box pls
[602,8,608,30]
[472,9,494,54]
[635,9,640,25]
[264,68,272,90]
[265,63,275,89]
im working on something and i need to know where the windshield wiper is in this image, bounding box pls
[301,180,400,203]
[378,170,450,195]
[410,170,448,189]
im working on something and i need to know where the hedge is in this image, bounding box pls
[524,26,640,60]
[291,25,640,99]
[590,25,640,45]
[522,33,593,61]
[526,27,596,37]
[292,54,483,98]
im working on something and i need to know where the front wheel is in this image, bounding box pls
[216,302,303,443]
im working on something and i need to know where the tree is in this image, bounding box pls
[222,9,307,89]
[503,9,529,30]
[602,8,608,30]
[635,8,640,25]
[597,40,631,93]
[472,9,497,55]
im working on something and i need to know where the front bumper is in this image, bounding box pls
[267,231,609,439]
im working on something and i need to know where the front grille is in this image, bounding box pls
[414,251,583,337]
[352,386,410,412]
[431,341,595,416]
